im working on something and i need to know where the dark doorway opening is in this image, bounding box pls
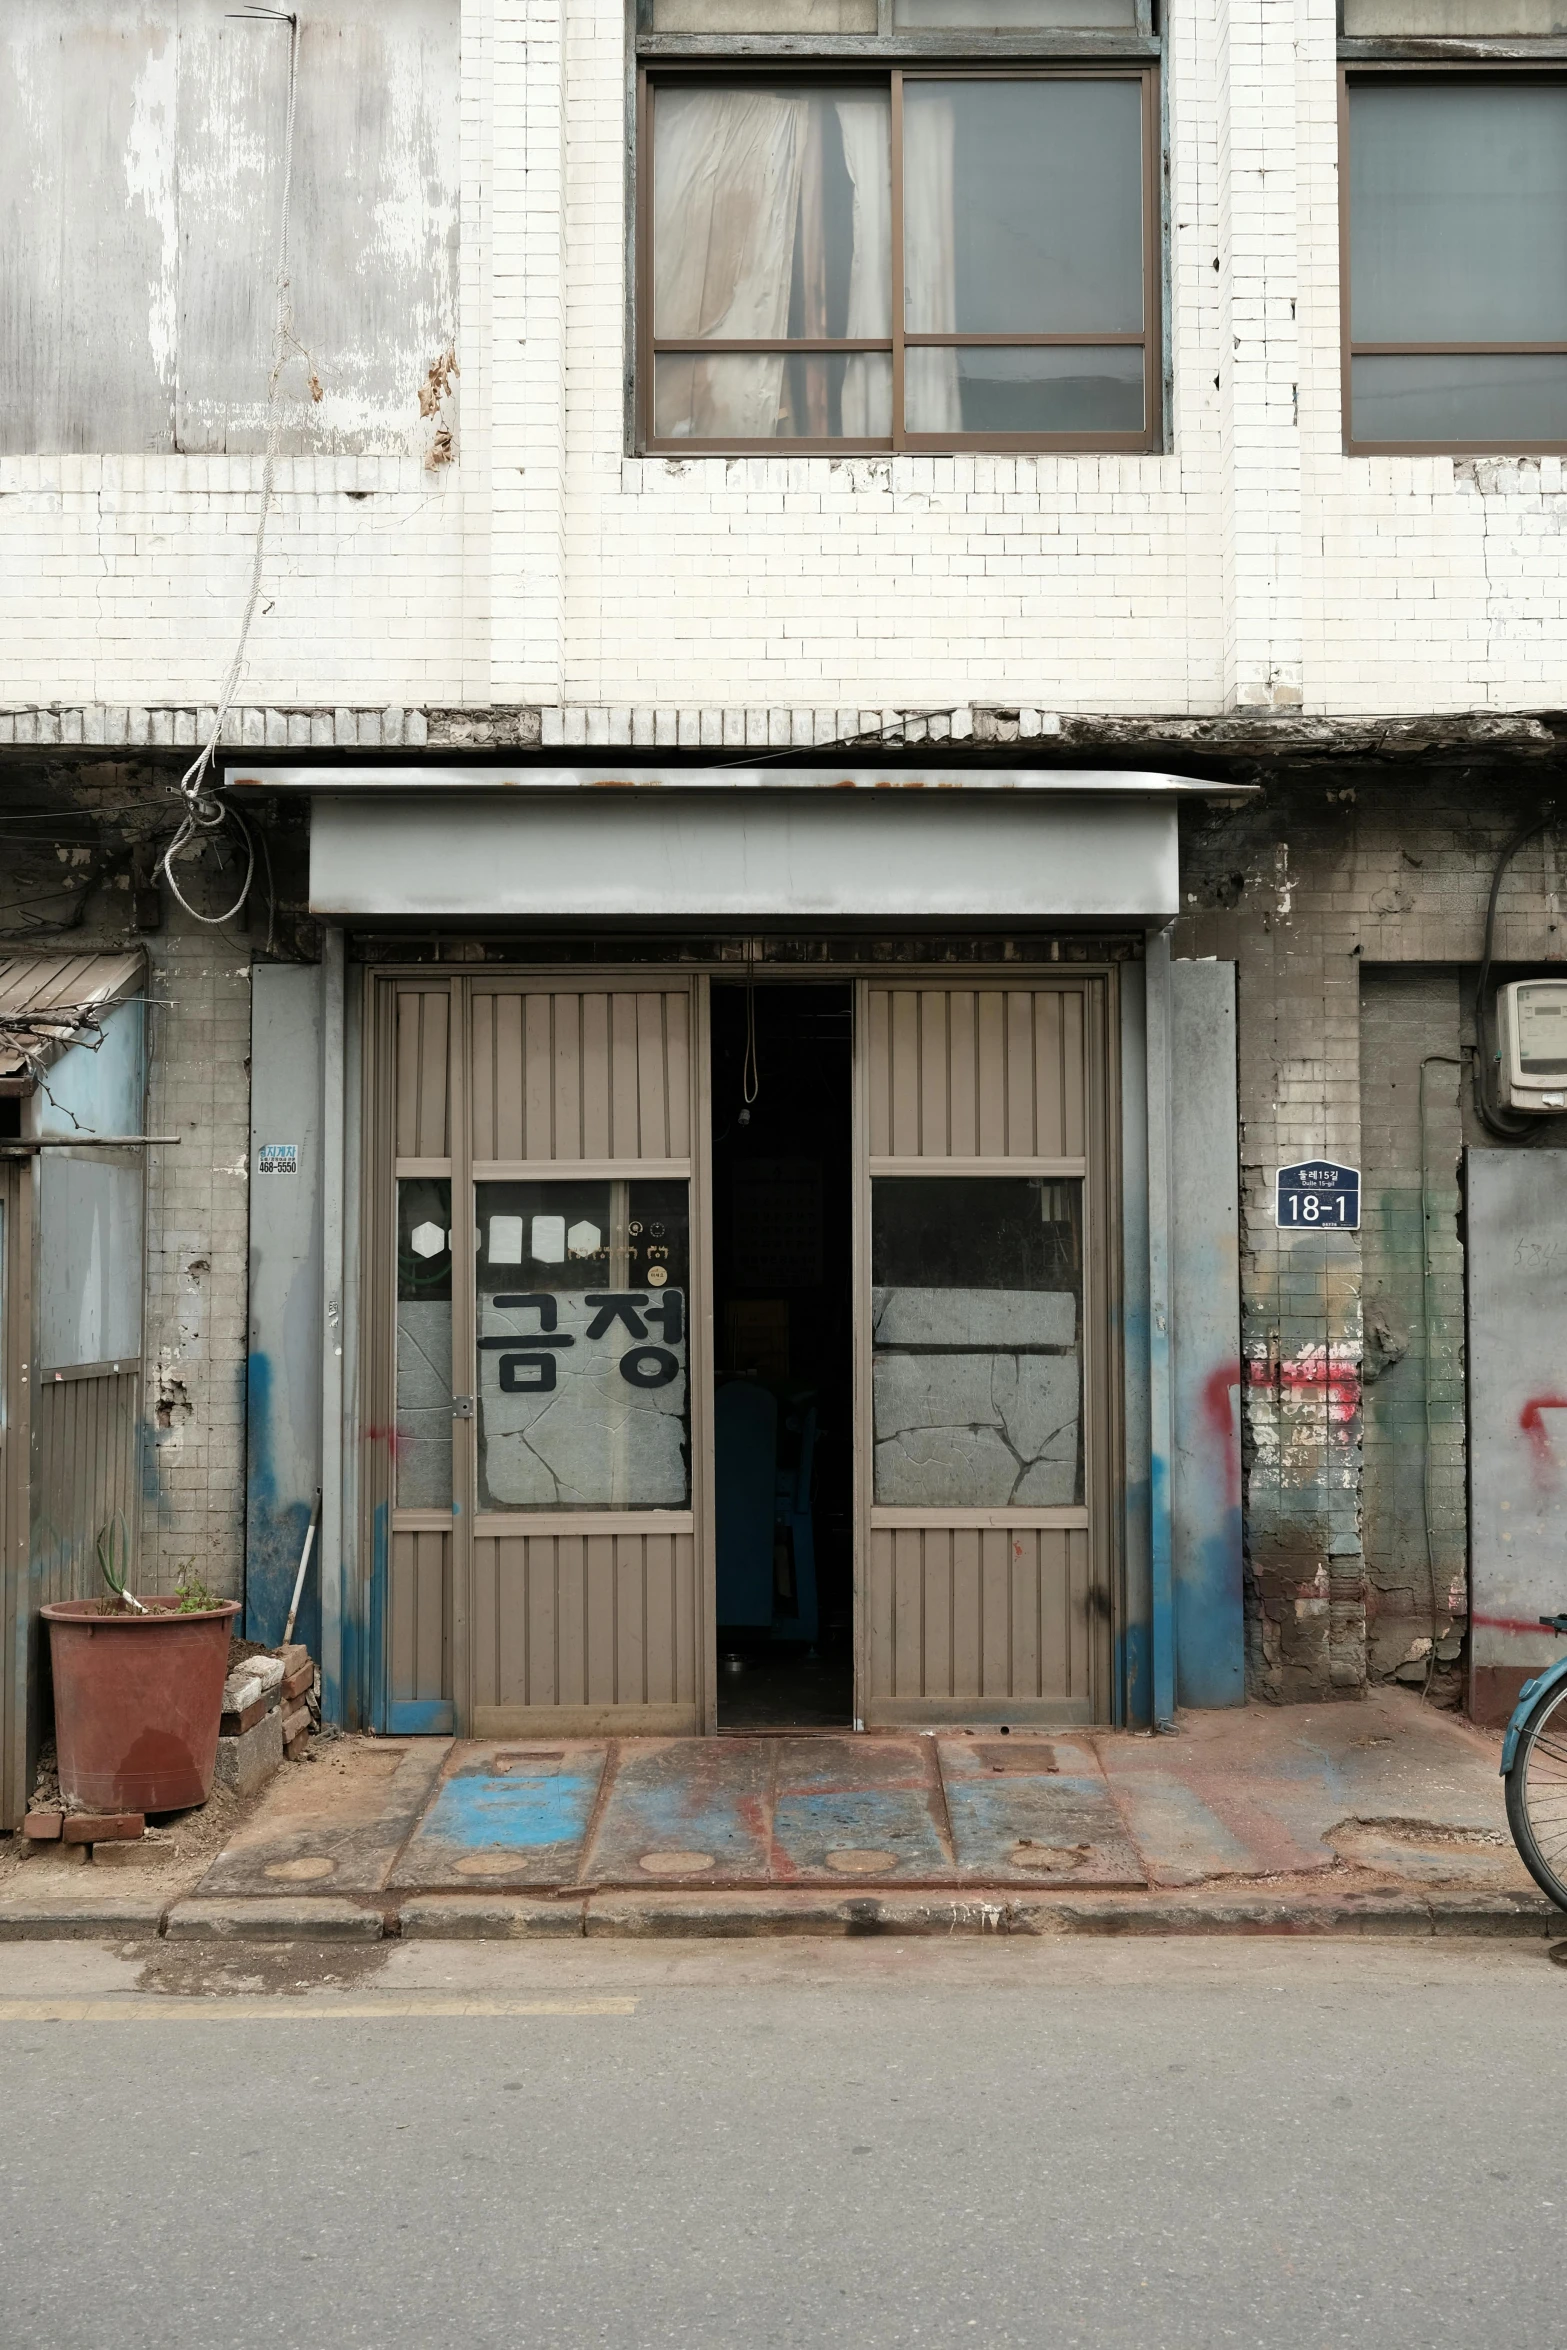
[711,982,853,1730]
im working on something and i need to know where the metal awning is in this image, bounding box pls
[225,764,1251,798]
[226,765,1250,925]
[0,952,144,1088]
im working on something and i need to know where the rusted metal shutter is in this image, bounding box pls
[858,979,1114,1727]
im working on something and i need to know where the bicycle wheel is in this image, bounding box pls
[1505,1678,1567,1911]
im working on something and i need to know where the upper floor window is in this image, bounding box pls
[639,66,1159,451]
[1346,74,1567,452]
[1342,5,1567,29]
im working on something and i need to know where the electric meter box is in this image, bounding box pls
[1499,978,1567,1112]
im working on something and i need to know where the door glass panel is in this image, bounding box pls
[871,1176,1083,1507]
[396,1178,453,1509]
[476,1179,691,1510]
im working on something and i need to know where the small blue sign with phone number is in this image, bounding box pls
[1276,1160,1360,1230]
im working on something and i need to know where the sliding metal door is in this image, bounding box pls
[367,974,713,1736]
[856,978,1117,1726]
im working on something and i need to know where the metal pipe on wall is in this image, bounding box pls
[319,926,346,1724]
[1144,926,1176,1729]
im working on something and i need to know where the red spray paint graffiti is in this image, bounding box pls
[1201,1364,1242,1507]
[1518,1394,1567,1479]
[1246,1348,1360,1425]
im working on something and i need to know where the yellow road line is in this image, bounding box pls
[0,1996,637,2022]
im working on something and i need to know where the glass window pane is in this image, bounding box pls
[653,85,891,342]
[1352,352,1567,444]
[397,1178,452,1511]
[1350,84,1567,345]
[903,80,1144,337]
[897,0,1135,21]
[906,344,1143,436]
[654,0,875,26]
[1345,5,1567,31]
[476,1179,690,1510]
[871,1177,1084,1509]
[38,1156,142,1369]
[655,350,891,439]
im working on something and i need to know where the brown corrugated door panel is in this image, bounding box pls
[379,978,460,1734]
[0,1165,23,1826]
[460,977,708,1736]
[395,988,451,1161]
[858,978,1115,1729]
[469,986,692,1165]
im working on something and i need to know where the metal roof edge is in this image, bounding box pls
[0,948,146,1087]
[226,763,1256,798]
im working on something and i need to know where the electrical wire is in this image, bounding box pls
[1472,802,1557,1139]
[162,8,301,928]
[742,938,760,1106]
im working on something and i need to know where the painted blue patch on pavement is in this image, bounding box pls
[389,1748,607,1887]
[772,1787,948,1879]
[421,1769,599,1851]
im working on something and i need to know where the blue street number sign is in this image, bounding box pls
[1276,1160,1360,1230]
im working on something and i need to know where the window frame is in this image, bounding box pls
[1340,62,1567,456]
[635,61,1163,455]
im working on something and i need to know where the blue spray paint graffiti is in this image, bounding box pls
[245,1350,321,1656]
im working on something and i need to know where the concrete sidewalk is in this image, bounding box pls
[3,1689,1560,1940]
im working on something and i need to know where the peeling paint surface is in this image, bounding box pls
[2,1,459,456]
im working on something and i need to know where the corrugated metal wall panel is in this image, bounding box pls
[389,1528,449,1704]
[469,989,692,1163]
[867,986,1087,1160]
[395,988,450,1158]
[864,1526,1093,1722]
[469,1530,698,1731]
[34,1372,140,1607]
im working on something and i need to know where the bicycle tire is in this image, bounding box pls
[1504,1677,1567,1911]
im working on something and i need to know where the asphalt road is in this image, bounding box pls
[0,1935,1561,2350]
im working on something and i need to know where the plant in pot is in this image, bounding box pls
[41,1516,241,1817]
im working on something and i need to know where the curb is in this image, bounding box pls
[164,1897,385,1942]
[400,1896,588,1940]
[0,1897,169,1941]
[0,1884,1559,1942]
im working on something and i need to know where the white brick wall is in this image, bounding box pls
[4,0,1565,728]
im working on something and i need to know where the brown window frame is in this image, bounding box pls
[1340,63,1567,457]
[636,63,1163,456]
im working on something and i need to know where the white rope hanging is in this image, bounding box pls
[162,9,301,928]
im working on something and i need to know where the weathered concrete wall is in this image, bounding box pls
[1180,767,1567,1703]
[0,759,314,1600]
[1,0,459,457]
[1358,968,1467,1702]
[138,920,254,1596]
[9,2,1567,726]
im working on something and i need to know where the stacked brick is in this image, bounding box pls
[215,1643,317,1793]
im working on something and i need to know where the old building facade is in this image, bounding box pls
[4,1,1567,1816]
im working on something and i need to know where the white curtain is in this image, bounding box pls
[834,96,893,439]
[653,87,809,439]
[901,87,960,434]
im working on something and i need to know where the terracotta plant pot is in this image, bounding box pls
[41,1596,241,1813]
